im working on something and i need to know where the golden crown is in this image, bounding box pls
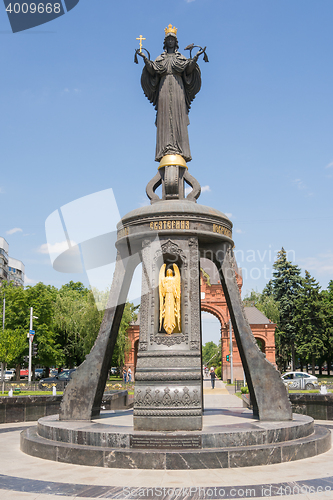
[164,24,177,36]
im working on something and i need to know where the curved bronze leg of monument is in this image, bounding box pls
[202,243,292,421]
[59,249,139,421]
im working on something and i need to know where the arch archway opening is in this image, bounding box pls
[201,311,222,383]
[255,337,266,354]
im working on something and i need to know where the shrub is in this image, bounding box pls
[240,386,249,394]
[215,366,222,379]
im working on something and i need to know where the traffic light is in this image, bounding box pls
[226,354,230,362]
[23,356,29,363]
[32,343,38,357]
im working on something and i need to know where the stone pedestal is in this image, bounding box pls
[134,236,202,431]
[21,411,331,469]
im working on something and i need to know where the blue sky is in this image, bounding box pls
[1,0,333,344]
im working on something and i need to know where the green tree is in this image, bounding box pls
[321,280,333,375]
[0,328,27,371]
[0,282,61,378]
[25,283,61,375]
[61,281,89,294]
[243,290,280,324]
[54,284,101,367]
[81,291,105,356]
[263,248,303,371]
[294,271,325,375]
[0,282,27,331]
[202,341,221,368]
[55,284,138,371]
[112,302,138,369]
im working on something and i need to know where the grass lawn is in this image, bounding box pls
[288,389,333,393]
[1,387,135,396]
[234,389,333,401]
[0,391,64,396]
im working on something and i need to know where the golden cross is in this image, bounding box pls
[136,35,146,53]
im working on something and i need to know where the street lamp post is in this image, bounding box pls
[229,319,234,384]
[1,294,5,394]
[28,307,38,383]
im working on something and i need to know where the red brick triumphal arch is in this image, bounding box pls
[126,260,277,381]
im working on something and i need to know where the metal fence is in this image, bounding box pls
[235,379,244,393]
[1,381,41,392]
[1,379,135,393]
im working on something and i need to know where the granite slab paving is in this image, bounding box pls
[203,388,230,395]
[0,394,332,499]
[203,381,244,406]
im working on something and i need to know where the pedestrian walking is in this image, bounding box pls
[127,367,132,383]
[210,367,216,389]
[123,368,127,384]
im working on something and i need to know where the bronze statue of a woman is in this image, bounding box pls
[137,25,206,163]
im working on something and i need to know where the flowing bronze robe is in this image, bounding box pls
[159,264,181,335]
[161,276,179,334]
[141,51,201,162]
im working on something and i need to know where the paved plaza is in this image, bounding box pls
[0,381,332,500]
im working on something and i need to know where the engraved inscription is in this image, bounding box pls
[130,435,202,449]
[213,224,232,238]
[150,220,190,231]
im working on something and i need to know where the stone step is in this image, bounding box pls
[20,424,331,470]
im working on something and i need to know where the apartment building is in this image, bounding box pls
[0,236,25,287]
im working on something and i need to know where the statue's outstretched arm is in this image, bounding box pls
[186,47,206,74]
[138,52,156,76]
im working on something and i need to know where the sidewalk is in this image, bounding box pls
[0,387,332,500]
[203,379,230,396]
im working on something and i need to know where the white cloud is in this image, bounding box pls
[292,178,306,190]
[299,252,333,275]
[63,88,81,94]
[138,197,150,207]
[0,187,4,194]
[325,162,333,178]
[201,185,211,193]
[185,0,195,2]
[292,178,313,197]
[6,227,23,235]
[38,240,77,256]
[185,186,192,196]
[225,213,232,218]
[235,229,243,234]
[24,275,35,285]
[38,243,51,254]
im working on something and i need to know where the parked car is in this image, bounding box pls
[35,368,47,380]
[281,371,318,390]
[4,370,15,381]
[20,368,29,379]
[39,369,76,389]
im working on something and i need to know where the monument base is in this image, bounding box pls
[134,415,202,432]
[20,409,331,469]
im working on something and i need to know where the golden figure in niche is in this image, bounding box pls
[159,263,181,335]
